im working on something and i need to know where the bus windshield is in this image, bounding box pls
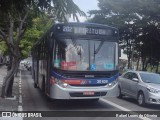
[53,38,116,71]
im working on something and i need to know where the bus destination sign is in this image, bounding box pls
[56,25,117,36]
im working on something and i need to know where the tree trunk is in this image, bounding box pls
[6,55,14,97]
[127,47,132,69]
[144,61,149,71]
[156,62,159,73]
[127,56,131,69]
[136,56,140,70]
[142,57,146,71]
[151,65,154,72]
[1,57,19,98]
[127,58,130,69]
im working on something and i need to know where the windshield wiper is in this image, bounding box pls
[94,41,104,54]
[93,41,104,63]
[93,43,95,63]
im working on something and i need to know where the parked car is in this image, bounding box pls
[118,71,160,106]
[25,61,32,71]
[20,59,32,71]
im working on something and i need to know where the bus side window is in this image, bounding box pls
[53,44,60,68]
[53,42,66,69]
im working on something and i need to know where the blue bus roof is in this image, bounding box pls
[53,22,118,30]
[32,22,119,48]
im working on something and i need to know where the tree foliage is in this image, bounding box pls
[0,0,85,21]
[89,0,160,71]
[0,0,85,97]
[19,16,52,58]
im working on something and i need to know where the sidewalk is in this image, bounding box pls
[0,65,19,111]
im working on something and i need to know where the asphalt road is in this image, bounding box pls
[20,70,140,120]
[19,70,160,120]
[21,70,119,111]
[1,66,160,120]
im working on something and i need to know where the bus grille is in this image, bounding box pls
[69,84,107,87]
[62,73,111,79]
[69,92,107,97]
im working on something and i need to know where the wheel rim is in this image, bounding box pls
[138,94,143,105]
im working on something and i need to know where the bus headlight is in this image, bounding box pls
[52,78,68,88]
[106,80,118,88]
[62,83,68,88]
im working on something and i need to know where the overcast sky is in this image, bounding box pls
[69,0,99,22]
[73,0,98,13]
[72,0,127,60]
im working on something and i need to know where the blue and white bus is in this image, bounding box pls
[32,22,120,100]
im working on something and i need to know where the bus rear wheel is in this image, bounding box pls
[34,82,38,88]
[41,75,45,93]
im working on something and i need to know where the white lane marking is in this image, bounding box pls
[19,95,22,104]
[100,98,152,120]
[18,69,23,120]
[19,69,22,81]
[0,117,23,120]
[100,98,131,111]
[18,105,23,111]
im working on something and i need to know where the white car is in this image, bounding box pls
[118,71,160,106]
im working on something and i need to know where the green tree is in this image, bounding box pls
[0,0,85,97]
[19,17,53,58]
[89,0,160,70]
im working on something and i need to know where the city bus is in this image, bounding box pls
[31,22,120,100]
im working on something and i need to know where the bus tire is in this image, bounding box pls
[83,99,99,103]
[46,96,54,102]
[90,98,99,102]
[34,82,38,88]
[41,75,45,93]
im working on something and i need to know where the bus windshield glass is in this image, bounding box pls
[53,39,116,71]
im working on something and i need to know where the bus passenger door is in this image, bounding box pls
[46,53,52,95]
[32,59,39,89]
[38,60,43,89]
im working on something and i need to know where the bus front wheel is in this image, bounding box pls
[90,98,99,102]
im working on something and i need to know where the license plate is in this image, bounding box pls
[83,91,94,95]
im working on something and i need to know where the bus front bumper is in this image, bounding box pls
[49,83,118,99]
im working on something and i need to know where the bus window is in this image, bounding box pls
[52,38,116,71]
[53,42,65,69]
[65,39,89,70]
[90,41,116,70]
